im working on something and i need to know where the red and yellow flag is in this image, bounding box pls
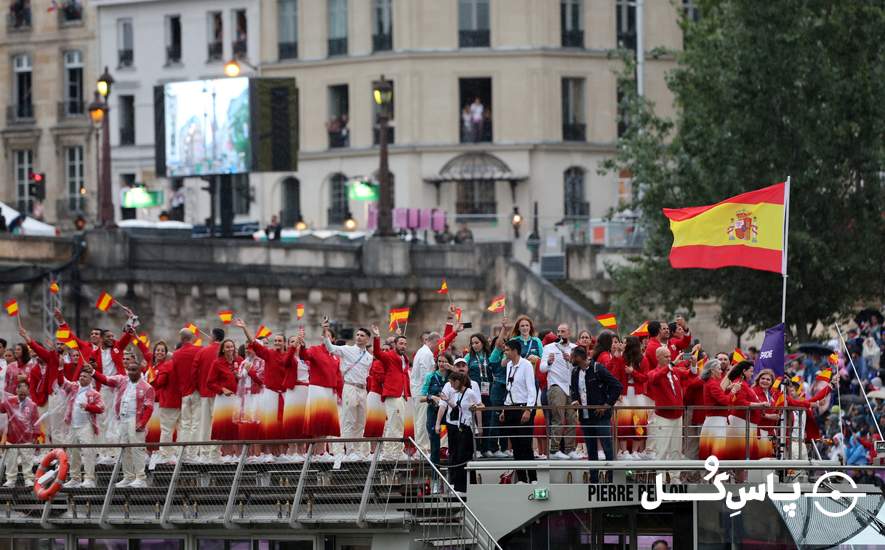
[663,182,787,274]
[55,328,78,349]
[295,303,305,320]
[4,299,19,317]
[595,313,618,330]
[455,307,462,323]
[95,291,114,312]
[486,294,506,313]
[218,310,234,325]
[256,325,272,339]
[388,307,410,331]
[816,368,834,382]
[630,321,649,338]
[827,353,839,367]
[436,279,449,295]
[731,348,747,364]
[184,322,199,335]
[138,333,150,348]
[49,281,60,294]
[194,338,204,347]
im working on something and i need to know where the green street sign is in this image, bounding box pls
[122,187,165,208]
[348,180,379,201]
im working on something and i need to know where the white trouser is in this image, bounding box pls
[413,400,430,453]
[198,396,219,461]
[99,387,116,454]
[179,391,201,459]
[38,391,66,444]
[158,407,180,460]
[648,414,683,480]
[68,423,97,482]
[381,397,405,459]
[117,416,147,481]
[340,384,368,456]
[3,447,35,483]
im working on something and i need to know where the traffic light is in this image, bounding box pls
[28,172,46,201]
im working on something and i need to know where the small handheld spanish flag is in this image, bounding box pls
[630,321,649,338]
[486,294,506,313]
[731,348,746,365]
[218,310,234,325]
[389,307,410,331]
[184,322,199,335]
[4,299,19,317]
[194,338,204,347]
[827,353,839,367]
[815,368,834,382]
[49,281,60,294]
[595,313,618,331]
[55,328,78,348]
[296,303,305,320]
[455,307,462,323]
[95,291,114,312]
[256,325,272,339]
[436,279,449,295]
[138,333,150,347]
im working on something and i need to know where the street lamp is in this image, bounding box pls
[223,58,258,78]
[343,212,357,231]
[94,67,115,227]
[511,206,523,239]
[372,75,394,237]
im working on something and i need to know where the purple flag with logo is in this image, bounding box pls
[754,323,785,377]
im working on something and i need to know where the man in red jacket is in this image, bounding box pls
[1,380,40,487]
[150,345,180,464]
[645,346,697,482]
[371,326,411,460]
[20,327,66,445]
[172,328,201,462]
[93,351,155,488]
[194,328,224,462]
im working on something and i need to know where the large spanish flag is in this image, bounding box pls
[663,182,787,274]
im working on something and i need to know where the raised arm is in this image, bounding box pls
[233,317,255,344]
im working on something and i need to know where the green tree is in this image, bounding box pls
[604,0,885,342]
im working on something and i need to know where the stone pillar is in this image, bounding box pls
[362,237,410,277]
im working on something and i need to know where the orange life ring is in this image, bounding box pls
[33,448,69,501]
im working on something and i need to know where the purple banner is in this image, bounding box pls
[754,323,785,377]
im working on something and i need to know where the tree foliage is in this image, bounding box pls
[604,0,885,341]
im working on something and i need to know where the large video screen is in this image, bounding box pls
[162,77,250,177]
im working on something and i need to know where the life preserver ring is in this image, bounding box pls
[33,448,69,501]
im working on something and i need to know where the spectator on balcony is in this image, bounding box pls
[434,225,454,244]
[265,215,282,241]
[454,224,474,244]
[469,98,485,142]
[326,115,349,147]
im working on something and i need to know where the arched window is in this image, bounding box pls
[564,167,589,218]
[281,177,301,226]
[328,173,349,225]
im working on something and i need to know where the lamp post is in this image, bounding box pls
[87,91,104,224]
[95,67,115,227]
[372,76,393,236]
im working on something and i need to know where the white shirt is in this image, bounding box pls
[101,348,115,377]
[72,386,90,428]
[503,357,537,406]
[440,384,482,428]
[541,341,576,394]
[411,344,435,396]
[324,339,373,385]
[120,382,137,418]
[296,357,309,385]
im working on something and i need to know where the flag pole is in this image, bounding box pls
[779,176,791,459]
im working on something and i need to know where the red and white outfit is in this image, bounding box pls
[752,384,780,459]
[0,393,39,485]
[700,377,731,459]
[645,364,695,468]
[249,341,293,442]
[26,341,68,445]
[92,372,155,484]
[207,355,243,443]
[60,378,105,484]
[87,331,133,449]
[4,360,34,396]
[299,345,340,438]
[609,355,652,448]
[194,342,221,461]
[171,342,200,461]
[372,338,412,459]
[281,352,309,440]
[725,380,761,460]
[134,339,162,453]
[236,355,264,440]
[151,357,180,462]
[364,361,386,439]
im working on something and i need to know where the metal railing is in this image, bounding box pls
[278,41,297,60]
[232,39,247,58]
[166,44,182,64]
[7,8,31,31]
[57,100,85,119]
[561,29,584,48]
[563,122,586,141]
[372,33,393,52]
[118,49,133,68]
[459,29,490,48]
[207,41,223,61]
[7,103,34,124]
[328,37,347,57]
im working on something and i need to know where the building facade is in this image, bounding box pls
[0,0,96,229]
[90,0,684,263]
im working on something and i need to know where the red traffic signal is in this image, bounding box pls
[29,172,45,183]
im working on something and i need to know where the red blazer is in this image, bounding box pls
[92,372,155,430]
[667,333,692,358]
[702,377,732,419]
[372,337,412,400]
[752,385,780,428]
[299,345,339,389]
[646,364,694,419]
[643,338,665,369]
[683,376,706,426]
[207,356,242,395]
[172,342,201,397]
[151,359,181,408]
[90,332,134,377]
[26,342,62,406]
[730,380,760,420]
[608,355,650,396]
[249,341,292,392]
[787,385,831,441]
[195,342,221,397]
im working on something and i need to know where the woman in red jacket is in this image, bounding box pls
[751,368,780,458]
[700,359,731,459]
[208,339,242,446]
[784,376,834,456]
[135,336,166,456]
[150,340,180,464]
[723,361,763,460]
[609,336,652,459]
[299,336,342,442]
[281,335,307,445]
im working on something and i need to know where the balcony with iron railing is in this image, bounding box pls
[118,49,133,68]
[278,41,297,60]
[57,100,85,121]
[460,119,492,144]
[166,44,181,64]
[455,201,497,222]
[6,103,34,125]
[372,126,395,146]
[232,39,247,59]
[7,7,31,31]
[562,122,586,142]
[459,29,490,48]
[328,37,347,56]
[207,41,223,61]
[561,29,584,48]
[119,127,135,145]
[57,1,83,26]
[328,128,349,149]
[372,32,392,52]
[564,200,590,220]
